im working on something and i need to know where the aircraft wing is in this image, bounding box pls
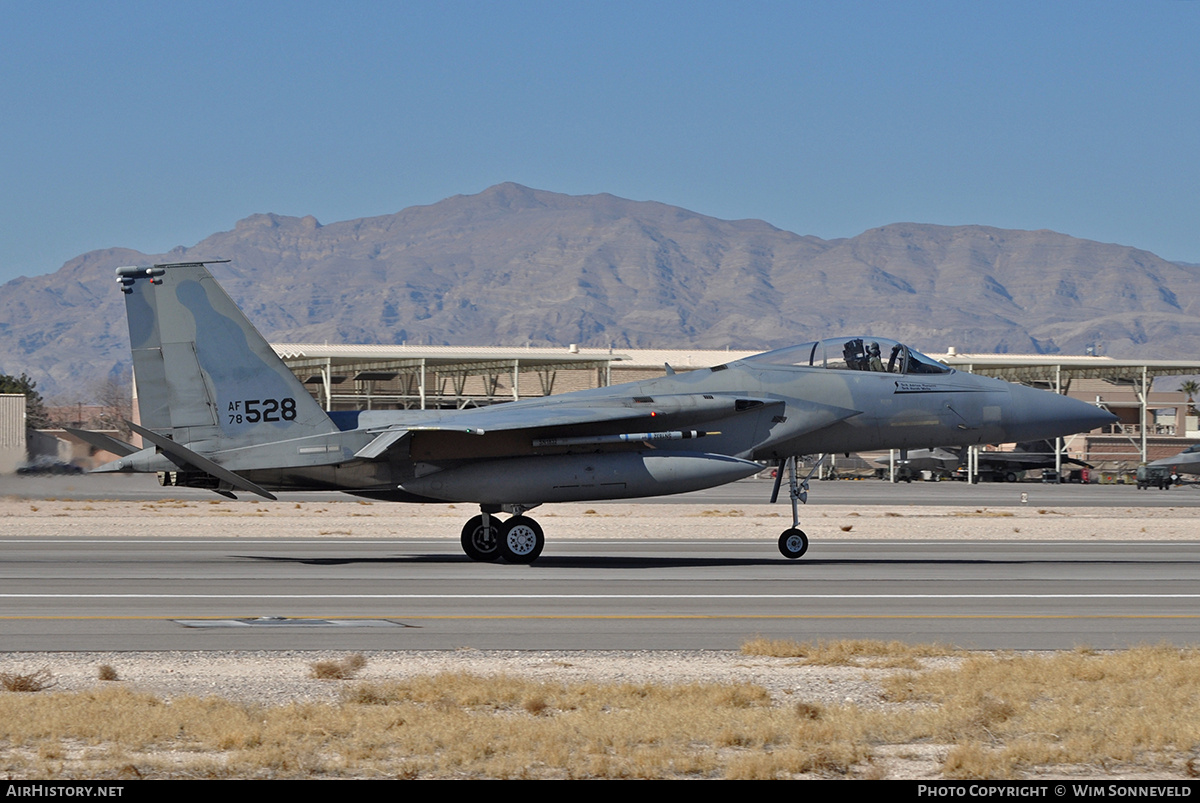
[354,393,785,459]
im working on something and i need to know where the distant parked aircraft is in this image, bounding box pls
[882,440,1091,482]
[1148,445,1200,478]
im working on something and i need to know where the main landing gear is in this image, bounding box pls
[461,456,824,563]
[460,507,545,564]
[770,455,822,560]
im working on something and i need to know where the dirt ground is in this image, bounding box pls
[4,496,1200,541]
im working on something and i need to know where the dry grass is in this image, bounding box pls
[881,645,1200,778]
[310,654,368,680]
[741,637,955,668]
[97,665,119,682]
[0,674,852,779]
[3,645,1200,778]
[0,668,56,692]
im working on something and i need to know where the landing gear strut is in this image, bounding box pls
[771,455,823,559]
[460,506,545,563]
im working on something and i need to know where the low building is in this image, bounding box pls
[0,394,27,474]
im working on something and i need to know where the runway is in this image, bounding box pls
[3,533,1199,651]
[3,474,1199,652]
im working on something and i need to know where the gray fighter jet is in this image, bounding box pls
[1148,445,1200,478]
[76,262,1116,563]
[885,440,1093,482]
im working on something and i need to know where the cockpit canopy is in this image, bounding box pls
[743,337,952,375]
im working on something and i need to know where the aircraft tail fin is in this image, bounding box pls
[117,261,338,448]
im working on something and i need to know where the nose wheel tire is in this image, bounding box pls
[778,528,809,559]
[461,515,503,562]
[499,516,545,564]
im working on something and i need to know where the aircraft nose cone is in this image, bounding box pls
[1006,384,1118,442]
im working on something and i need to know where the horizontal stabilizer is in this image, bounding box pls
[128,421,277,501]
[65,427,138,458]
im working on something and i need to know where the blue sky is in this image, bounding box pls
[2,1,1197,284]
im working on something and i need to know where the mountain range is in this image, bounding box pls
[2,182,1197,399]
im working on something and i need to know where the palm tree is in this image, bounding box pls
[1181,380,1199,416]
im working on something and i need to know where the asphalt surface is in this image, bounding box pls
[3,473,1199,652]
[3,523,1200,651]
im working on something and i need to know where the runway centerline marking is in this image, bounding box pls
[4,593,1200,600]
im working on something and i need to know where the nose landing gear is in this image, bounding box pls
[771,455,823,559]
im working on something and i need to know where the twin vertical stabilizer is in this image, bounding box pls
[118,261,338,449]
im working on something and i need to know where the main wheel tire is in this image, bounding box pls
[778,528,809,559]
[499,516,545,564]
[460,515,502,562]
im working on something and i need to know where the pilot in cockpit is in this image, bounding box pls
[867,342,884,372]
